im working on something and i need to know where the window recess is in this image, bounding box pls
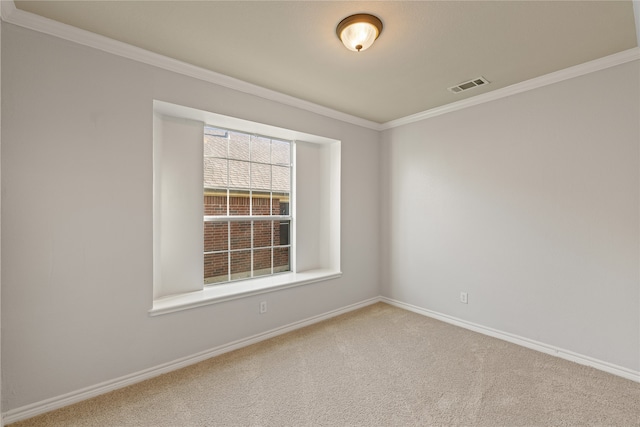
[151,101,341,314]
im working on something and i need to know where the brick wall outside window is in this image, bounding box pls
[204,194,290,283]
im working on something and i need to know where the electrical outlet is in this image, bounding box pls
[259,301,267,314]
[460,292,468,304]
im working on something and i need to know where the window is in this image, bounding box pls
[203,126,292,284]
[152,101,341,315]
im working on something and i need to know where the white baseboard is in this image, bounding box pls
[5,295,638,424]
[2,297,381,425]
[380,297,640,383]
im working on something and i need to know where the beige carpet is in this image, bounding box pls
[9,303,640,426]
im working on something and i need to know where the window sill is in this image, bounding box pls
[149,269,342,316]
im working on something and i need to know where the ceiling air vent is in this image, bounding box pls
[448,77,490,94]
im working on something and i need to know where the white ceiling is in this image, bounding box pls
[13,1,640,124]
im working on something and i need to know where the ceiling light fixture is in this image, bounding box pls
[336,13,383,52]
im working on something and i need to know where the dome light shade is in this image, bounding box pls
[336,14,383,52]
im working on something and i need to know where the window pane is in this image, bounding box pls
[274,247,290,273]
[272,166,290,192]
[204,127,227,158]
[230,220,252,250]
[251,163,271,191]
[251,135,271,164]
[228,160,250,189]
[253,220,272,248]
[229,191,250,216]
[273,195,289,215]
[277,220,290,246]
[230,250,251,280]
[252,191,271,216]
[204,252,228,284]
[228,131,251,161]
[204,222,228,252]
[204,192,227,216]
[272,139,290,165]
[253,248,272,277]
[204,158,227,189]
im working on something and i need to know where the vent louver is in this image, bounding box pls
[448,77,490,94]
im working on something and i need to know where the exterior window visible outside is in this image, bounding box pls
[204,126,292,284]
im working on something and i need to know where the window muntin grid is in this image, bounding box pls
[204,126,292,285]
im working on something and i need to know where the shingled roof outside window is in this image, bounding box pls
[204,127,290,193]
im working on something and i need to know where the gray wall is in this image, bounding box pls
[380,60,640,372]
[1,23,380,411]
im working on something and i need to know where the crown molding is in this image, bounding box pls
[0,0,11,20]
[380,47,640,130]
[0,1,383,132]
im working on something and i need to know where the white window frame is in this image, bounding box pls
[203,126,293,284]
[150,101,341,316]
